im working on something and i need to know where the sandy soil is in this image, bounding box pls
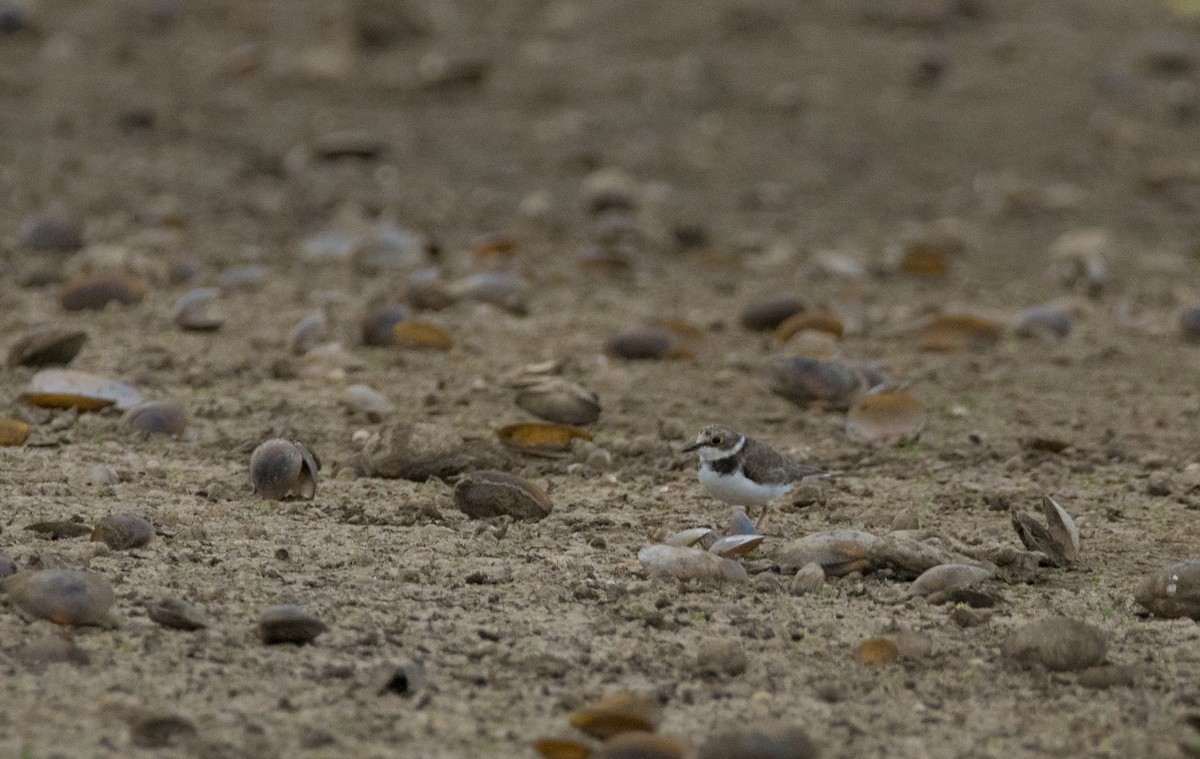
[3,1,1200,757]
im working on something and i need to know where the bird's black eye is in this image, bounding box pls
[712,436,723,445]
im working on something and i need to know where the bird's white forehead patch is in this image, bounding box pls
[699,435,745,462]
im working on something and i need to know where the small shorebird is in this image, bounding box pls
[682,424,829,528]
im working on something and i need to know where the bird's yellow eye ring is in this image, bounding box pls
[712,436,723,445]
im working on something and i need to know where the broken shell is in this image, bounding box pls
[498,422,592,456]
[172,288,224,331]
[857,637,899,665]
[60,275,146,311]
[147,598,208,631]
[2,569,116,627]
[729,510,757,536]
[1042,495,1080,565]
[775,310,845,342]
[534,738,593,759]
[454,471,553,521]
[1180,307,1200,343]
[1134,561,1200,619]
[740,296,805,331]
[909,563,993,598]
[845,392,927,446]
[698,724,817,759]
[764,357,863,411]
[250,439,320,500]
[1011,503,1074,568]
[594,734,688,759]
[7,327,87,367]
[664,527,715,548]
[391,321,453,350]
[449,271,530,314]
[23,368,142,411]
[92,514,154,550]
[287,312,328,356]
[774,529,879,575]
[568,691,662,740]
[606,327,690,360]
[709,534,764,559]
[0,419,30,446]
[357,304,410,346]
[1015,304,1072,339]
[257,604,327,645]
[515,380,601,425]
[342,384,395,418]
[358,423,471,480]
[919,314,1004,352]
[638,544,749,583]
[123,399,188,436]
[1002,617,1107,672]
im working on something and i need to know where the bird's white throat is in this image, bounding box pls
[698,435,745,462]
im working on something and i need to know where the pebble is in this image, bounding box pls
[358,423,471,480]
[123,399,188,437]
[258,605,327,645]
[1002,617,1108,671]
[1134,561,1200,619]
[699,724,818,759]
[453,471,553,521]
[2,569,117,627]
[92,514,154,550]
[693,639,748,677]
[0,553,16,578]
[147,597,209,631]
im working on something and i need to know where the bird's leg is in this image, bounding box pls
[754,504,770,533]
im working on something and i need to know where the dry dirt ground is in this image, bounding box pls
[3,0,1200,757]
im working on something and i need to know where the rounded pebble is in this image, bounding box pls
[92,514,154,550]
[258,604,327,645]
[454,471,553,521]
[3,569,117,627]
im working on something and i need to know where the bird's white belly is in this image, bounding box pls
[698,466,792,506]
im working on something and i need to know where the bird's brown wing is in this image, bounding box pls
[741,438,829,484]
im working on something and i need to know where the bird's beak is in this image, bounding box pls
[681,442,703,453]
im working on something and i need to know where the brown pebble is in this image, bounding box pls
[1002,617,1107,671]
[123,399,188,437]
[764,357,863,411]
[92,514,154,550]
[1077,664,1138,689]
[7,327,87,367]
[699,724,818,759]
[0,419,30,446]
[454,471,553,521]
[147,597,209,631]
[693,639,748,677]
[128,713,198,749]
[569,691,662,740]
[606,327,687,360]
[515,380,601,426]
[3,569,117,627]
[19,633,91,670]
[358,423,471,480]
[741,296,805,331]
[60,275,146,311]
[258,604,327,645]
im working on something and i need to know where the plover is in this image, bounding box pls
[682,424,828,528]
